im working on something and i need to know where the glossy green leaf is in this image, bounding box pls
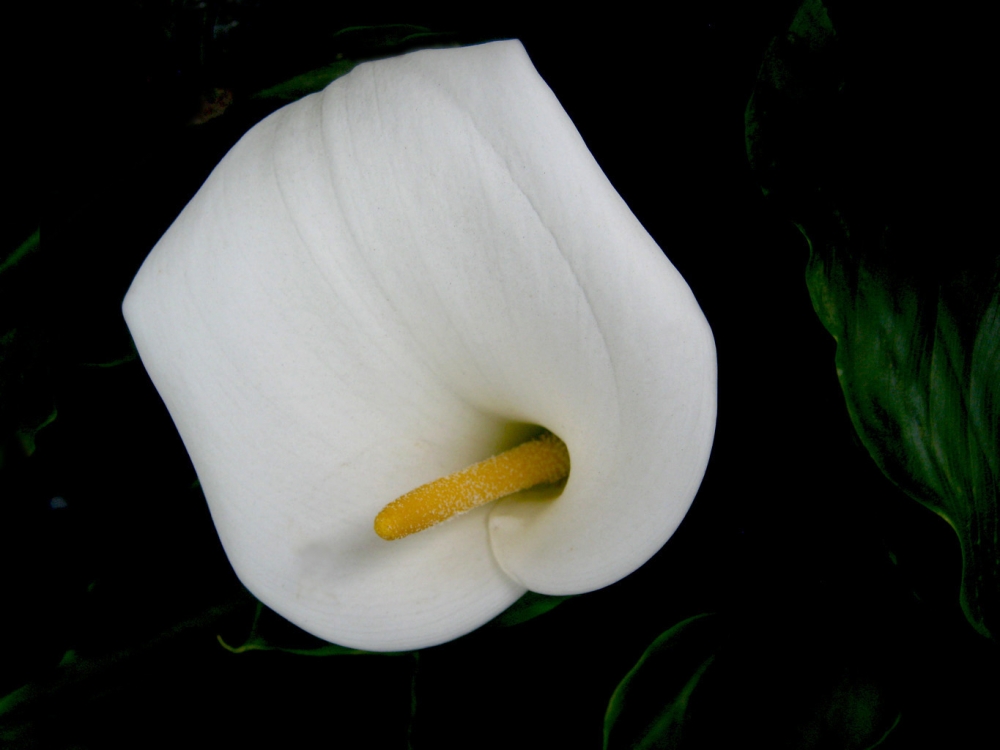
[746,0,999,637]
[604,613,721,750]
[806,246,1000,638]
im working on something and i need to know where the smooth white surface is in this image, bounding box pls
[123,40,717,651]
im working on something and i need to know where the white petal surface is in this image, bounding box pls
[123,40,716,651]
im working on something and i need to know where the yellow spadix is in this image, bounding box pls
[375,433,570,540]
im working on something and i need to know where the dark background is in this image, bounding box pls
[5,1,994,747]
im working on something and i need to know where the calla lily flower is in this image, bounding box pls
[123,40,717,651]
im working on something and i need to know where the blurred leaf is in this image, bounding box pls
[1,231,54,454]
[0,230,39,276]
[487,591,573,628]
[218,599,401,656]
[606,611,902,749]
[604,613,721,750]
[14,406,57,456]
[746,0,999,637]
[0,600,240,743]
[0,326,56,461]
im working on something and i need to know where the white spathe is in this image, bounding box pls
[123,40,717,651]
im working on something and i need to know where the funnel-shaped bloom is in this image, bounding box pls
[123,40,717,651]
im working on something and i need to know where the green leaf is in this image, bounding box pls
[0,326,57,460]
[604,613,721,750]
[0,230,39,276]
[252,60,358,102]
[14,406,57,456]
[79,342,139,369]
[809,249,999,638]
[1,232,55,455]
[329,24,445,49]
[1,601,241,741]
[217,599,402,656]
[252,25,460,102]
[487,591,573,628]
[746,0,1000,638]
[605,612,902,749]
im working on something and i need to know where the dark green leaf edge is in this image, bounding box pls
[866,712,902,750]
[486,591,574,628]
[603,613,718,750]
[217,600,404,657]
[330,24,434,42]
[79,338,139,369]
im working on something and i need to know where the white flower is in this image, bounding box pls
[123,40,717,651]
